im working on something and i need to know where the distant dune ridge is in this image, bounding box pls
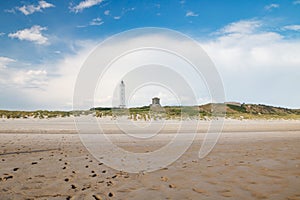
[0,102,300,120]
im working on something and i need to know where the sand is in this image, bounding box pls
[0,118,299,199]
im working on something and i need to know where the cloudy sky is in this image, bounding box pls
[0,0,300,110]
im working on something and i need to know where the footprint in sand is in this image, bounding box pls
[219,189,233,197]
[13,167,19,171]
[192,188,209,195]
[108,192,114,197]
[92,194,106,200]
[160,176,168,182]
[2,175,13,181]
[106,181,113,186]
[82,186,91,191]
[111,174,118,179]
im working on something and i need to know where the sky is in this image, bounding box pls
[0,0,300,110]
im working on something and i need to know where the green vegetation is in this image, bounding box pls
[227,104,247,113]
[91,103,300,120]
[225,103,300,120]
[0,110,71,119]
[1,103,299,120]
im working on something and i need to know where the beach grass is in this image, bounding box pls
[1,103,299,120]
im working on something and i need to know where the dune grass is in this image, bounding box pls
[1,103,299,120]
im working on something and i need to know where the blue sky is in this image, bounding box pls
[0,0,300,110]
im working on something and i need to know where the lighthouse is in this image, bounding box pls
[119,80,126,108]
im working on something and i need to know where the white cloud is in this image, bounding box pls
[186,11,198,17]
[104,10,110,15]
[39,0,54,8]
[219,20,261,34]
[89,17,104,26]
[204,20,298,70]
[201,20,300,107]
[114,16,121,20]
[71,0,103,13]
[0,57,15,63]
[293,0,300,5]
[0,58,47,89]
[0,32,5,36]
[264,3,279,10]
[17,0,54,15]
[76,18,104,28]
[0,41,94,110]
[283,25,300,31]
[13,70,48,88]
[0,57,16,69]
[76,25,87,28]
[8,25,48,45]
[29,42,94,109]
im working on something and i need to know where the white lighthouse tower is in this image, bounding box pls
[119,80,126,108]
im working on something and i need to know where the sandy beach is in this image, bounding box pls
[0,118,299,199]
